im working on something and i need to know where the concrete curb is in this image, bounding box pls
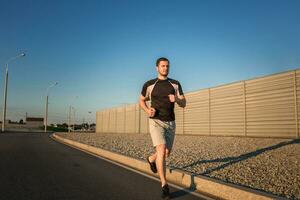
[52,133,282,200]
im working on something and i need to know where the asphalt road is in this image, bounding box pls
[0,132,206,200]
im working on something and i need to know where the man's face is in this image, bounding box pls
[156,61,169,77]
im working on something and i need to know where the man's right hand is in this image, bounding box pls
[147,107,156,117]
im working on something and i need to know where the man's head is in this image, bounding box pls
[156,57,170,78]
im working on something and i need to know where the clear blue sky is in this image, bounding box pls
[0,0,299,124]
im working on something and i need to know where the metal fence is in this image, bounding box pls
[96,69,300,138]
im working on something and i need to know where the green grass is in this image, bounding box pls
[42,126,68,132]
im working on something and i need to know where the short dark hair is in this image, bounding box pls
[156,57,169,66]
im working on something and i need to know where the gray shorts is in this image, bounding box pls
[149,118,176,150]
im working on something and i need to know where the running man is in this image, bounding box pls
[140,57,186,199]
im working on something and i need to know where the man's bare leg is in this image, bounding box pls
[149,148,170,162]
[156,144,167,186]
[165,148,170,159]
[148,152,157,163]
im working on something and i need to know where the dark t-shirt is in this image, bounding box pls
[141,78,184,121]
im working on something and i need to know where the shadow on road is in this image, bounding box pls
[170,186,196,199]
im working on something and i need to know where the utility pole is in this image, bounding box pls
[68,106,71,133]
[44,95,48,132]
[68,96,78,133]
[44,82,58,133]
[2,65,8,132]
[73,108,76,132]
[2,52,26,132]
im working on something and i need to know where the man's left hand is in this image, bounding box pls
[168,94,175,102]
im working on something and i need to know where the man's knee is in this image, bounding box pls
[156,144,166,156]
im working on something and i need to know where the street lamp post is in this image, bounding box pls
[73,107,76,132]
[44,82,58,133]
[68,105,72,133]
[87,111,92,131]
[68,106,76,132]
[68,96,78,133]
[2,53,26,132]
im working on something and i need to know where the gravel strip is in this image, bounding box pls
[56,132,300,199]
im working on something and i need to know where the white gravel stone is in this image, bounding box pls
[57,132,300,200]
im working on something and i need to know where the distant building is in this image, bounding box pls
[26,117,44,129]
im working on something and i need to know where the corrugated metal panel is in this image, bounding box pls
[139,102,150,134]
[210,82,245,136]
[246,71,294,93]
[135,104,140,134]
[108,108,116,133]
[116,107,125,133]
[174,105,184,134]
[295,70,300,138]
[102,110,109,133]
[245,71,296,137]
[125,104,136,133]
[140,109,149,134]
[184,89,210,135]
[96,111,103,133]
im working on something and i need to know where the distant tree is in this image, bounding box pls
[62,123,68,128]
[19,119,24,124]
[50,124,54,127]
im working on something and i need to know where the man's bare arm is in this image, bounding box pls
[175,94,186,108]
[168,94,186,108]
[139,95,156,117]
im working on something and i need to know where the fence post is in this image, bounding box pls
[108,109,111,133]
[243,81,247,137]
[115,109,117,133]
[182,107,185,135]
[208,88,211,136]
[101,112,103,133]
[99,112,102,133]
[123,105,126,133]
[138,104,141,134]
[294,70,299,138]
